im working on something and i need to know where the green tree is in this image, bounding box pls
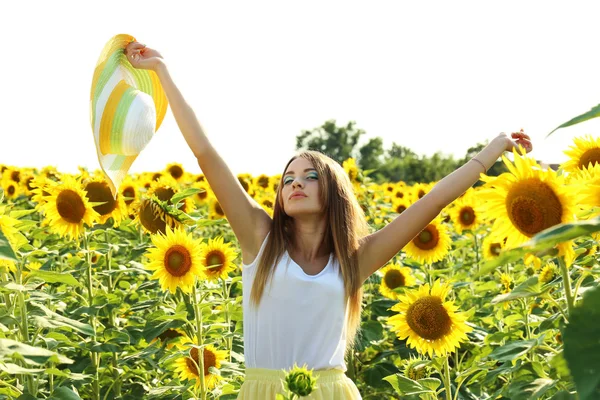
[295,120,365,164]
[358,137,384,172]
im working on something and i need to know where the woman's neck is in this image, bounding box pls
[289,216,330,262]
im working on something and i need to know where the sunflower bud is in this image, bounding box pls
[283,363,317,397]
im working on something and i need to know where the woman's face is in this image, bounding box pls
[281,157,323,217]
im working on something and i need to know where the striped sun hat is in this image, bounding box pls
[90,34,168,197]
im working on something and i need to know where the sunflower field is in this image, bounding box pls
[1,135,600,400]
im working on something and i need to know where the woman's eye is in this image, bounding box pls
[283,177,294,185]
[307,174,318,180]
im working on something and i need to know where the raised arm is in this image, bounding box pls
[126,42,271,263]
[357,131,533,283]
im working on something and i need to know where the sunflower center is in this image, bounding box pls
[85,181,117,216]
[11,171,20,183]
[414,225,439,250]
[460,207,475,225]
[396,192,404,198]
[396,205,407,214]
[158,328,183,341]
[56,190,86,223]
[7,185,15,196]
[384,269,405,289]
[164,245,192,277]
[155,187,175,202]
[197,190,208,200]
[238,177,250,192]
[215,202,224,216]
[205,251,225,273]
[187,347,216,377]
[122,186,135,205]
[418,189,426,199]
[406,295,452,340]
[25,177,34,191]
[139,199,166,234]
[490,243,502,256]
[505,179,562,237]
[258,175,270,188]
[578,148,600,170]
[262,199,274,209]
[168,165,184,179]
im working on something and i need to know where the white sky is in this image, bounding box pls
[2,1,600,177]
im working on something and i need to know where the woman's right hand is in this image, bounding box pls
[125,42,163,71]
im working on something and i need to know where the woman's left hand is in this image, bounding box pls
[498,129,533,154]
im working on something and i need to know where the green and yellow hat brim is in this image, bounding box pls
[90,34,168,197]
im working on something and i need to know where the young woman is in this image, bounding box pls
[125,42,532,399]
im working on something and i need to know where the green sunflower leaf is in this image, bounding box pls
[491,277,545,304]
[477,216,600,276]
[171,187,202,205]
[563,285,600,400]
[0,228,18,262]
[0,338,73,365]
[548,103,600,137]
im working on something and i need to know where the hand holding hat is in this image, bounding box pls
[90,34,168,198]
[125,42,164,72]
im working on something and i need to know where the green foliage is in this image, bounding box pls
[563,286,600,400]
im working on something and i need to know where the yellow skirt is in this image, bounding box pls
[237,368,362,399]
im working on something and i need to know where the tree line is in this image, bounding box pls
[296,120,508,185]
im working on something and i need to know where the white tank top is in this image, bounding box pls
[242,233,349,371]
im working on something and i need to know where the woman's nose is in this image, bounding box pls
[292,178,303,189]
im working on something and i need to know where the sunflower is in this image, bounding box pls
[200,237,238,282]
[379,264,417,300]
[402,356,430,381]
[41,176,100,239]
[191,181,212,205]
[478,149,577,266]
[392,198,411,215]
[539,262,556,284]
[343,158,360,182]
[1,178,20,200]
[151,328,191,350]
[134,195,184,235]
[147,176,195,214]
[451,191,480,234]
[174,344,228,390]
[254,174,271,189]
[256,194,275,217]
[387,280,472,357]
[403,220,452,264]
[499,273,513,293]
[0,206,26,251]
[561,135,600,173]
[165,163,185,181]
[30,175,58,208]
[119,175,140,210]
[19,172,36,197]
[482,236,504,260]
[237,174,252,193]
[83,177,128,227]
[209,198,226,220]
[2,167,21,184]
[144,226,204,294]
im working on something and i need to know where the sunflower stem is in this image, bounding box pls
[472,232,480,272]
[443,356,452,400]
[16,259,36,395]
[105,230,122,398]
[572,271,587,306]
[544,293,569,323]
[558,257,574,316]
[221,278,232,362]
[192,282,207,400]
[83,233,100,400]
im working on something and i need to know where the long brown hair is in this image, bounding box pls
[250,150,369,353]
